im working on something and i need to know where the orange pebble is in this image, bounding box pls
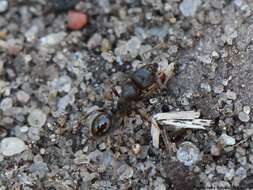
[67,10,88,30]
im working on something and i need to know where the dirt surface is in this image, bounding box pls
[1,0,253,189]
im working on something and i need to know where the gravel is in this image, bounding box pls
[27,109,47,128]
[0,0,253,189]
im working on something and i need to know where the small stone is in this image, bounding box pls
[29,162,49,178]
[16,90,30,103]
[243,106,251,115]
[200,83,211,92]
[216,165,227,174]
[28,127,41,141]
[219,134,236,146]
[226,90,237,100]
[179,0,202,17]
[117,164,134,180]
[211,143,222,156]
[25,25,39,43]
[0,97,13,112]
[67,10,88,30]
[101,52,115,63]
[211,51,220,59]
[0,137,26,156]
[176,141,200,166]
[225,168,235,181]
[39,32,67,48]
[238,111,250,123]
[153,177,166,190]
[0,128,7,138]
[214,85,224,94]
[87,33,102,49]
[40,148,46,155]
[51,76,72,93]
[0,0,8,13]
[20,126,29,133]
[98,143,106,150]
[126,36,141,57]
[101,38,112,52]
[28,109,47,128]
[132,143,141,155]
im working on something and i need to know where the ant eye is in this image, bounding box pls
[91,113,111,136]
[132,65,156,89]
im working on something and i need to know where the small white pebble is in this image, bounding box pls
[211,51,220,59]
[238,111,250,123]
[0,97,13,112]
[243,106,251,115]
[219,134,235,146]
[132,143,141,155]
[27,109,47,128]
[0,137,26,156]
[20,126,29,133]
[226,90,237,100]
[214,85,224,94]
[16,90,30,103]
[40,148,46,155]
[149,98,158,104]
[200,83,211,92]
[0,0,8,13]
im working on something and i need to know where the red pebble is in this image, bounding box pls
[67,10,88,30]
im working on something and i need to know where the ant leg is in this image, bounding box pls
[136,108,174,152]
[160,127,176,154]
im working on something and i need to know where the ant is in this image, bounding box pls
[85,55,176,136]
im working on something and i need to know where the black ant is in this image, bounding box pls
[85,58,176,136]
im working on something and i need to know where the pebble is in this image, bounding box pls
[51,76,72,93]
[126,36,141,57]
[25,25,39,43]
[16,90,30,103]
[0,137,26,156]
[243,106,251,114]
[200,83,211,92]
[219,134,236,146]
[211,143,222,156]
[211,51,220,59]
[67,10,88,30]
[226,90,237,100]
[179,0,202,17]
[0,0,8,13]
[39,32,67,48]
[0,127,7,138]
[87,33,102,49]
[132,143,141,155]
[238,111,250,123]
[216,165,227,174]
[214,85,224,94]
[117,163,134,180]
[153,177,166,190]
[225,168,235,181]
[28,127,41,141]
[27,109,47,128]
[176,141,200,166]
[0,97,13,112]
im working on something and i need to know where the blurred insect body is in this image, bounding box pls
[88,61,176,136]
